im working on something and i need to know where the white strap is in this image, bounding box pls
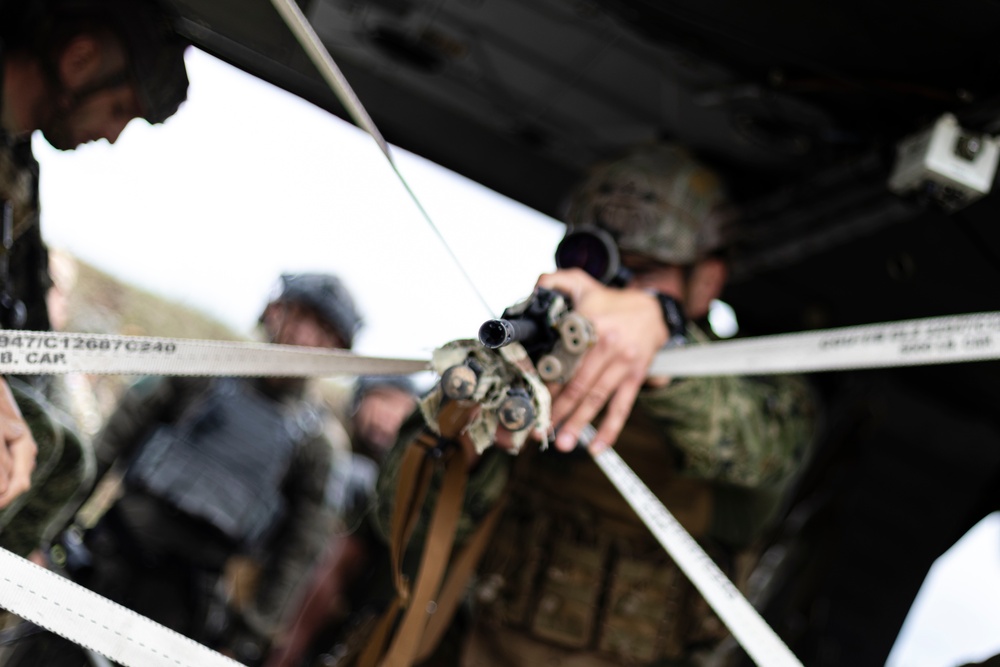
[590,442,803,667]
[267,0,495,316]
[0,330,428,376]
[3,312,995,667]
[0,547,244,667]
[653,311,1000,376]
[268,0,391,159]
[0,311,995,379]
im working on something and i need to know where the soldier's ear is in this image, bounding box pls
[685,257,727,320]
[57,35,103,89]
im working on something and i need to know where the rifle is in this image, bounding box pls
[478,286,595,387]
[356,288,594,667]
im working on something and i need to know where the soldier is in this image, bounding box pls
[0,273,360,666]
[317,373,419,507]
[262,375,417,667]
[348,375,418,465]
[358,142,819,667]
[0,0,189,556]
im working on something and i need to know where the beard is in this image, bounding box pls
[36,93,83,151]
[39,123,77,151]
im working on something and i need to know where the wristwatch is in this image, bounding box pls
[648,290,687,348]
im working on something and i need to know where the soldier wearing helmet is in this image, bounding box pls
[262,273,363,350]
[2,0,189,148]
[333,143,818,667]
[0,0,189,566]
[0,273,359,666]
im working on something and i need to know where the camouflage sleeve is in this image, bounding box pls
[244,430,335,639]
[371,411,513,555]
[0,380,94,557]
[636,371,817,490]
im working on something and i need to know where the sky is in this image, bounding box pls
[33,47,1000,667]
[35,48,565,360]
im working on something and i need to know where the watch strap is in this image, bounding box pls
[648,290,687,347]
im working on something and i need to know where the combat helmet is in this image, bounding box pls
[269,273,363,349]
[30,0,190,124]
[560,143,730,272]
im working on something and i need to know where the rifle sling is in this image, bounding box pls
[380,443,467,665]
[361,399,505,667]
[415,493,506,662]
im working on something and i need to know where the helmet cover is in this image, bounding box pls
[44,0,189,124]
[563,143,729,265]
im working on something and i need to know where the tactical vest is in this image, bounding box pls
[125,378,321,549]
[469,408,754,666]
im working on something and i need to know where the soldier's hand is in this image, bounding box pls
[0,378,37,508]
[536,269,668,454]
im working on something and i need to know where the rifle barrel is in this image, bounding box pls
[479,318,539,349]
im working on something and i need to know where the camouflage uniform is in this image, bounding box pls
[373,323,816,667]
[0,381,93,558]
[1,373,342,665]
[0,57,93,560]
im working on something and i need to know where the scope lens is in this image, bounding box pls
[555,231,614,282]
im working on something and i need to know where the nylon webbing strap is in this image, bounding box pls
[268,0,390,158]
[0,311,995,379]
[15,3,993,667]
[589,443,804,667]
[356,436,433,667]
[0,330,428,376]
[368,399,478,667]
[379,448,467,666]
[651,311,1000,377]
[415,495,506,662]
[0,547,244,667]
[2,312,998,667]
[0,313,993,667]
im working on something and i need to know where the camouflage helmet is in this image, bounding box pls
[269,273,363,349]
[40,0,190,124]
[563,143,730,266]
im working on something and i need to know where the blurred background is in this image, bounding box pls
[35,47,1000,667]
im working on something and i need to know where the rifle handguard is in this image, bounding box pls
[422,339,551,454]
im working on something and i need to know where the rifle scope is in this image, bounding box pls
[555,227,632,287]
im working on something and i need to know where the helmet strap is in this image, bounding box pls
[60,66,131,111]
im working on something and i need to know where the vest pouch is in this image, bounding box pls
[527,530,609,648]
[125,423,288,548]
[597,554,688,663]
[474,505,551,627]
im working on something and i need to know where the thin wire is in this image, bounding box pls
[268,0,496,318]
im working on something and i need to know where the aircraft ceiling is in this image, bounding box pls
[146,2,1000,661]
[164,0,1000,338]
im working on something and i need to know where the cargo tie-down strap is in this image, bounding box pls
[0,311,994,378]
[2,0,997,663]
[0,310,998,667]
